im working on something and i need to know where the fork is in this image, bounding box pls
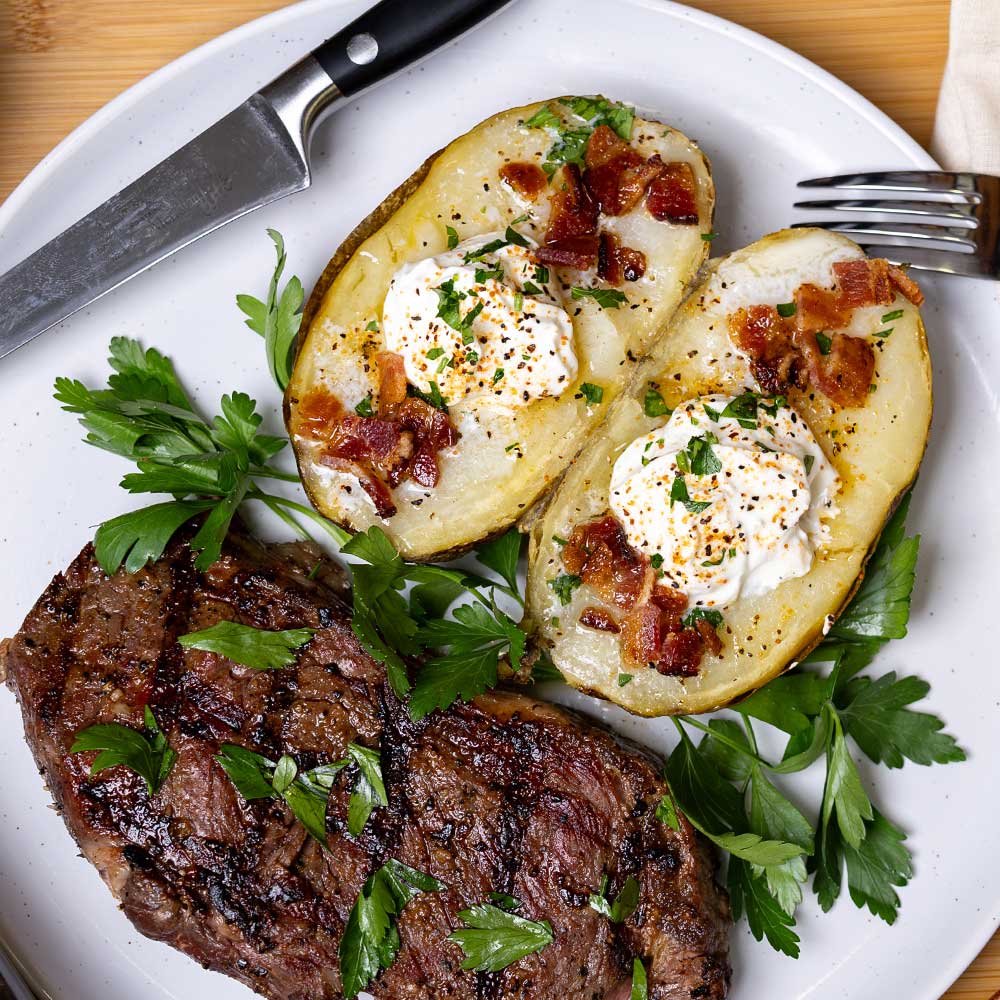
[793,171,1000,278]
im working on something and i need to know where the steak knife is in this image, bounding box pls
[0,0,515,361]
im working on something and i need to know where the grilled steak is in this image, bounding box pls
[1,530,730,1000]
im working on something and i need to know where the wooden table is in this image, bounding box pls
[0,1,995,997]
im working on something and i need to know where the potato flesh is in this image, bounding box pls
[527,229,932,716]
[287,101,713,560]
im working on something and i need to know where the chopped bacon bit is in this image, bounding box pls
[579,607,621,634]
[561,516,713,676]
[562,515,650,609]
[728,305,805,396]
[655,631,704,677]
[646,161,699,224]
[499,161,548,201]
[832,258,894,308]
[535,235,600,269]
[292,355,458,517]
[888,264,925,306]
[584,124,633,170]
[794,329,876,408]
[597,232,647,285]
[794,283,850,334]
[545,164,598,243]
[584,127,664,216]
[694,616,723,657]
[376,351,408,411]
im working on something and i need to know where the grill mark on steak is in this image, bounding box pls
[2,530,731,1000]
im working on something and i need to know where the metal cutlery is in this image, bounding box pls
[0,0,516,361]
[794,170,1000,278]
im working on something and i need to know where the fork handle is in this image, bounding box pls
[312,0,514,99]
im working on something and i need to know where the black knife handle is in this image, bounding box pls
[312,0,514,99]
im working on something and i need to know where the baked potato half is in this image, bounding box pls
[525,228,932,716]
[286,97,714,560]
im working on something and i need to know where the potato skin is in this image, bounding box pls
[525,229,932,716]
[285,99,715,562]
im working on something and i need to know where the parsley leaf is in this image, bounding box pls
[631,958,648,1000]
[71,706,176,796]
[838,672,965,768]
[561,96,635,140]
[448,903,553,972]
[643,385,671,418]
[345,742,389,836]
[341,860,446,997]
[93,500,214,575]
[685,433,722,475]
[571,286,628,309]
[816,332,833,355]
[434,277,484,344]
[588,874,640,923]
[446,225,459,249]
[410,602,526,720]
[236,228,303,391]
[720,391,759,429]
[475,527,524,598]
[549,573,582,605]
[578,382,604,405]
[178,620,315,670]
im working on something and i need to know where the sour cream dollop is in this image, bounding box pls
[609,394,839,608]
[381,232,577,410]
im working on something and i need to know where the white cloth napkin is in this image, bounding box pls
[931,0,1000,174]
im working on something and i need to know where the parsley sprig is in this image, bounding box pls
[448,902,553,972]
[663,494,964,956]
[71,706,176,795]
[216,740,387,842]
[178,621,315,670]
[54,336,341,574]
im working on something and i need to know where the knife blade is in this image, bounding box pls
[0,0,515,361]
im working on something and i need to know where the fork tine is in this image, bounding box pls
[793,198,978,224]
[791,220,978,249]
[798,171,980,197]
[855,243,996,277]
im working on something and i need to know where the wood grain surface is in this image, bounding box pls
[0,1,996,998]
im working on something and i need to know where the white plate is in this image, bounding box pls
[1,2,997,998]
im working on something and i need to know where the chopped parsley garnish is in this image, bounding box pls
[578,382,604,405]
[549,573,582,605]
[631,959,648,1000]
[365,319,379,332]
[701,232,718,242]
[71,706,176,796]
[340,860,446,997]
[618,673,634,687]
[816,332,833,355]
[505,225,530,248]
[881,309,904,323]
[492,367,505,384]
[685,433,722,475]
[436,353,452,373]
[464,239,508,263]
[702,403,721,421]
[475,264,504,283]
[643,385,671,418]
[720,391,759,429]
[514,291,524,312]
[426,346,445,360]
[588,874,640,923]
[650,553,664,569]
[571,286,628,309]
[534,264,550,284]
[522,281,544,295]
[670,474,711,514]
[681,607,724,630]
[355,394,375,417]
[526,97,635,175]
[466,349,480,365]
[448,903,554,972]
[777,302,797,318]
[178,620,315,670]
[434,276,484,344]
[446,225,459,249]
[804,454,815,475]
